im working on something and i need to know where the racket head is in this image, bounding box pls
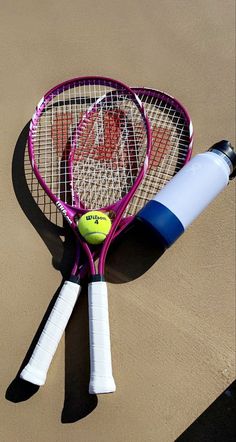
[28,76,151,231]
[122,87,193,220]
[78,87,193,278]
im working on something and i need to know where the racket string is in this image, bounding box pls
[25,144,63,226]
[29,83,191,222]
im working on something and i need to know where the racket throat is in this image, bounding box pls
[90,274,105,283]
[68,275,81,284]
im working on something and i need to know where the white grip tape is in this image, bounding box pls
[20,281,81,386]
[88,281,116,394]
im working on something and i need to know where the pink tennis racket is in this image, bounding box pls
[20,76,151,394]
[20,86,193,392]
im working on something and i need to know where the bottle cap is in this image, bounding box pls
[208,140,236,179]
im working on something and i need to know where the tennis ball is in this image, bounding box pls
[77,211,112,245]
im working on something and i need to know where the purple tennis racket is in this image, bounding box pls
[20,86,193,392]
[20,76,151,394]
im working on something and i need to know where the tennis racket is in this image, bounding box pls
[20,76,151,394]
[20,86,193,391]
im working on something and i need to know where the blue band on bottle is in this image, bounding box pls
[137,200,185,247]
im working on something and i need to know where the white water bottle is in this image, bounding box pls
[137,141,236,247]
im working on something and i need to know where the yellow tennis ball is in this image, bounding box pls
[77,211,112,245]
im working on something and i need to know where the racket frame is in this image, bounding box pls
[21,84,193,391]
[26,76,151,393]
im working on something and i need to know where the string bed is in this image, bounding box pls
[125,91,191,216]
[31,81,148,210]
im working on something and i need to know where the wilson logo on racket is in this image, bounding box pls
[56,201,72,224]
[75,110,129,167]
[52,113,77,157]
[150,126,173,167]
[52,110,132,170]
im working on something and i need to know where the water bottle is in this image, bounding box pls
[137,141,236,247]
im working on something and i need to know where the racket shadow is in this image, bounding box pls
[7,123,98,420]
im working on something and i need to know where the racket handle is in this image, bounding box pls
[88,280,116,394]
[20,280,81,386]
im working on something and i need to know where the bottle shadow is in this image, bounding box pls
[6,122,164,422]
[106,220,165,283]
